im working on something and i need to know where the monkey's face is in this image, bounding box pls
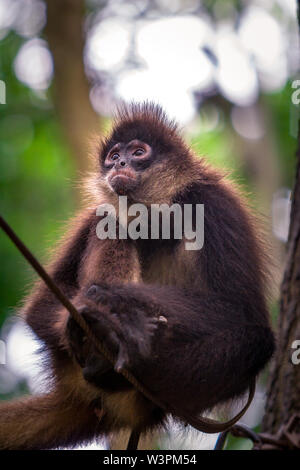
[103,140,153,195]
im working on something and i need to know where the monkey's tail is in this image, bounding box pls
[0,392,101,450]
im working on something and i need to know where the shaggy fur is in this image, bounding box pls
[0,102,275,449]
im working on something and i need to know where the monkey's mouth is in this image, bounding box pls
[111,174,134,184]
[108,169,138,194]
[110,169,137,182]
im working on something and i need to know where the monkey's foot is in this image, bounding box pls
[66,310,90,367]
[66,306,112,375]
[69,285,159,373]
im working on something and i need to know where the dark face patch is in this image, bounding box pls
[103,139,154,195]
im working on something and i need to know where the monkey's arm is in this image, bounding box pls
[0,219,141,450]
[23,210,140,351]
[22,210,96,347]
[71,282,274,417]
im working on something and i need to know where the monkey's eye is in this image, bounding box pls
[133,148,145,157]
[110,153,119,161]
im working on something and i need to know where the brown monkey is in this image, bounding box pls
[0,103,275,449]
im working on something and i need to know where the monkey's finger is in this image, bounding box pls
[83,353,112,384]
[82,308,122,335]
[86,283,112,306]
[81,309,124,359]
[66,316,90,367]
[114,341,130,373]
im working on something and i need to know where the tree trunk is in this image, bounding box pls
[44,0,101,174]
[262,86,300,435]
[262,144,300,434]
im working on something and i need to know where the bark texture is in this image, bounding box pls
[262,116,300,433]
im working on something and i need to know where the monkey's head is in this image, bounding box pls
[102,139,152,195]
[98,102,194,204]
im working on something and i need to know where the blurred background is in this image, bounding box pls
[0,0,298,450]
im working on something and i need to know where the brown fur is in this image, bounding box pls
[0,103,275,449]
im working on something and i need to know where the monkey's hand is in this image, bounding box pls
[66,283,159,376]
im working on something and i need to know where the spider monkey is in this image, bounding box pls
[0,103,275,450]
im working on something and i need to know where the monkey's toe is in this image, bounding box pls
[86,284,101,299]
[86,283,112,306]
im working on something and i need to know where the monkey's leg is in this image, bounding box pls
[54,236,142,358]
[0,391,103,450]
[24,224,141,356]
[66,290,159,376]
[70,283,275,418]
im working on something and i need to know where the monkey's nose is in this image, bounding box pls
[120,160,126,167]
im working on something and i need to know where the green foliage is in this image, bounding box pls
[263,83,298,187]
[189,125,248,185]
[0,19,297,441]
[0,32,76,327]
